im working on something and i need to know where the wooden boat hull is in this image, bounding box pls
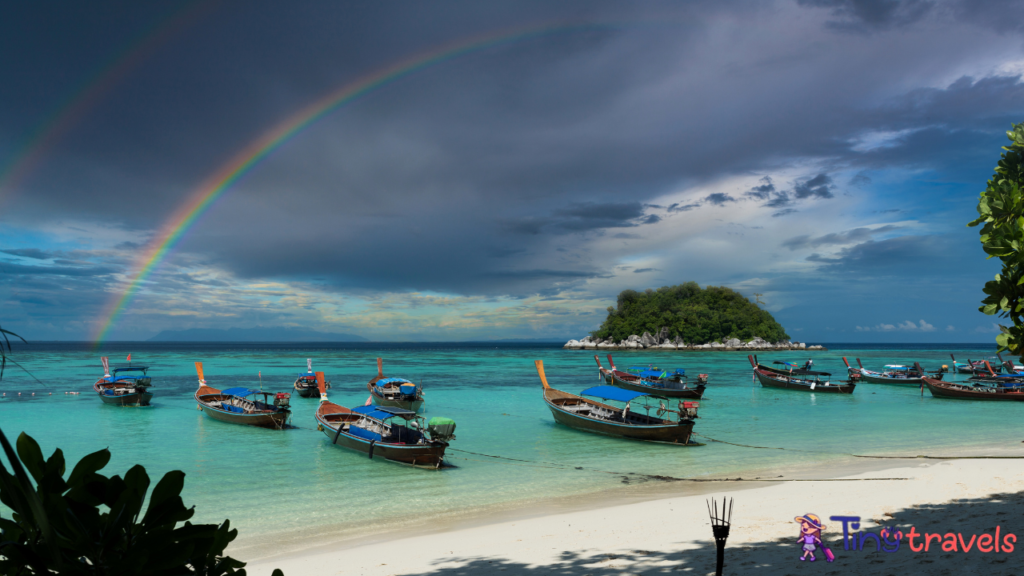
[198,403,290,428]
[295,377,330,398]
[610,372,704,399]
[314,406,447,468]
[296,386,320,398]
[855,372,930,386]
[195,389,290,429]
[98,391,153,406]
[317,421,447,467]
[755,370,855,394]
[923,378,1024,401]
[93,380,153,406]
[546,401,696,443]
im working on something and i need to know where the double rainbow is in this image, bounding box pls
[93,21,609,343]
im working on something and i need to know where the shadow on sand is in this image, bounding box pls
[407,489,1024,576]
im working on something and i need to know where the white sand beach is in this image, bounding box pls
[246,457,1024,575]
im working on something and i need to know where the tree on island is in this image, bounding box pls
[591,282,790,344]
[970,122,1024,359]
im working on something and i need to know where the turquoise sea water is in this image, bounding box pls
[1,342,1021,558]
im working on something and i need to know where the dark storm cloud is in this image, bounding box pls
[782,224,901,250]
[633,267,659,273]
[0,262,117,277]
[504,201,653,235]
[765,192,792,208]
[805,235,943,274]
[1,248,53,260]
[704,193,736,205]
[667,202,700,212]
[792,173,835,199]
[1,0,1022,311]
[745,176,775,200]
[797,0,934,30]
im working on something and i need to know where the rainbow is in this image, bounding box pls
[92,21,612,343]
[0,2,211,207]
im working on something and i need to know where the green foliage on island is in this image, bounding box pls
[591,282,790,344]
[0,428,283,576]
[970,122,1024,359]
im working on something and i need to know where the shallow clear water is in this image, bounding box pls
[1,342,1019,556]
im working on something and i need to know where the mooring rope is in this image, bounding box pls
[691,432,1024,460]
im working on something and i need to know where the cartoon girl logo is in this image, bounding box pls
[795,514,835,562]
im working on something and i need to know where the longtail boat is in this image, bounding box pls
[194,362,291,429]
[949,354,998,374]
[367,357,424,412]
[294,358,331,398]
[595,355,706,399]
[842,358,939,385]
[315,373,454,468]
[93,356,153,406]
[750,356,855,394]
[537,360,701,444]
[967,360,1024,384]
[923,377,1024,401]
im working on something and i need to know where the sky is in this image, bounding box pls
[0,0,1022,343]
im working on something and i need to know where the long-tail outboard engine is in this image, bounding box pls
[274,392,291,408]
[136,377,152,386]
[427,417,456,443]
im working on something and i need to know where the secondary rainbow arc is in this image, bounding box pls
[0,2,211,207]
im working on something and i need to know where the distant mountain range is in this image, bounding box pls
[148,327,367,342]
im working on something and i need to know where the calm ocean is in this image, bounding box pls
[0,342,1017,558]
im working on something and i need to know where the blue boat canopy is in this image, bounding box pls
[220,387,263,397]
[580,385,653,403]
[297,373,316,377]
[376,377,412,386]
[352,405,416,420]
[111,366,148,373]
[639,370,667,379]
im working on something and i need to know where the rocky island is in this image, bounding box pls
[564,283,826,351]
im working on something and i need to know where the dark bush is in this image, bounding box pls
[0,428,283,576]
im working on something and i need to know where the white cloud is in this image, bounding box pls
[973,323,1003,334]
[946,325,955,331]
[858,320,936,332]
[849,128,926,152]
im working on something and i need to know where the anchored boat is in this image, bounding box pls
[537,360,701,444]
[367,357,424,412]
[194,362,291,429]
[843,358,939,385]
[314,373,455,468]
[294,358,331,398]
[596,355,706,399]
[750,356,855,394]
[93,356,153,406]
[950,354,1003,374]
[923,377,1024,401]
[966,360,1024,384]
